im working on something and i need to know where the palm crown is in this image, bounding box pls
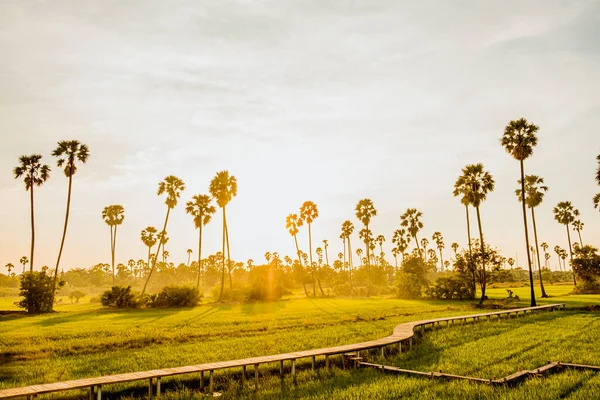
[186,195,216,228]
[209,171,237,208]
[158,175,185,209]
[516,175,548,209]
[501,118,539,161]
[14,155,51,189]
[52,140,90,177]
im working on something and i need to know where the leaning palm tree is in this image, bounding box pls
[141,176,185,296]
[286,213,308,296]
[14,155,51,272]
[432,232,445,271]
[454,163,495,304]
[300,201,319,296]
[516,175,549,298]
[572,220,584,246]
[400,208,424,257]
[51,141,89,299]
[186,194,216,291]
[553,201,579,285]
[141,226,158,271]
[501,117,539,306]
[209,171,237,300]
[101,205,125,284]
[355,199,377,296]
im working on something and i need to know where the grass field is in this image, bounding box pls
[1,283,599,399]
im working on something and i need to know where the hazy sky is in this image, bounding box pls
[1,0,599,272]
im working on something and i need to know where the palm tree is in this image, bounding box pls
[142,176,185,296]
[186,194,216,291]
[286,213,308,296]
[451,242,459,257]
[400,208,423,257]
[501,117,539,306]
[322,240,329,267]
[300,201,319,296]
[51,141,89,299]
[454,163,495,304]
[572,220,584,246]
[19,256,28,274]
[6,263,14,275]
[355,199,377,296]
[516,175,549,298]
[102,205,125,284]
[209,171,237,300]
[341,220,355,291]
[141,226,158,274]
[553,201,579,285]
[432,232,445,271]
[14,155,51,272]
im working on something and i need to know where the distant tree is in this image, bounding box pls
[356,199,377,296]
[501,117,539,306]
[286,213,308,296]
[572,220,584,246]
[400,208,424,257]
[432,232,445,271]
[142,176,185,296]
[209,171,237,300]
[553,201,579,285]
[19,256,28,274]
[14,154,51,272]
[186,194,216,291]
[300,201,319,296]
[101,205,125,285]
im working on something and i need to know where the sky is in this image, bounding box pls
[0,0,599,273]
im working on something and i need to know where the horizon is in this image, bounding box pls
[1,1,599,272]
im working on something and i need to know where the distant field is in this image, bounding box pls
[1,284,599,399]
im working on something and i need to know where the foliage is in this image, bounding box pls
[15,267,65,313]
[150,285,201,308]
[100,286,139,309]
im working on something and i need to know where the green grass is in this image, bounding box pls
[1,284,599,399]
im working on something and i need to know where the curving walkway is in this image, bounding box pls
[0,303,565,399]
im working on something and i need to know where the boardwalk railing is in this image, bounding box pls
[0,303,565,399]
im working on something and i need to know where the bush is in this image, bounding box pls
[15,268,64,314]
[151,285,201,308]
[100,286,139,308]
[426,275,473,300]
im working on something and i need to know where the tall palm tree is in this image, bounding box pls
[19,256,28,274]
[141,226,158,272]
[14,155,51,272]
[286,213,308,296]
[400,208,423,257]
[300,201,319,296]
[432,232,445,271]
[101,205,125,284]
[51,141,89,300]
[142,175,185,295]
[341,220,355,291]
[553,201,579,285]
[186,194,216,291]
[501,117,539,306]
[355,199,377,296]
[209,171,237,300]
[454,163,495,304]
[516,175,549,298]
[572,220,584,246]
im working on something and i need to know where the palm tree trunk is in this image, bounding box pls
[141,207,171,296]
[475,206,487,305]
[519,159,537,307]
[308,222,316,296]
[566,224,576,286]
[196,224,203,291]
[294,235,309,297]
[52,174,73,303]
[29,184,35,272]
[218,207,226,301]
[531,207,548,298]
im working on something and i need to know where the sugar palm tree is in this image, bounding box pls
[454,163,495,304]
[355,199,377,296]
[432,232,445,271]
[209,171,237,300]
[515,175,549,298]
[286,213,308,296]
[300,201,319,296]
[451,242,459,257]
[19,256,28,274]
[141,226,158,272]
[572,220,584,246]
[501,117,539,306]
[186,194,216,291]
[400,208,424,257]
[142,175,185,295]
[102,205,125,284]
[14,155,51,272]
[51,141,89,298]
[553,201,579,285]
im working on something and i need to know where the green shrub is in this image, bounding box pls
[151,285,201,308]
[15,268,64,314]
[426,275,473,300]
[100,286,139,308]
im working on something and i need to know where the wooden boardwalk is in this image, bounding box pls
[0,303,565,399]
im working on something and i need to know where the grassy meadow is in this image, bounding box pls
[1,283,600,399]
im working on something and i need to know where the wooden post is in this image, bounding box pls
[291,359,296,384]
[97,385,102,400]
[156,377,161,396]
[255,364,259,390]
[209,370,214,392]
[200,371,204,389]
[148,379,153,398]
